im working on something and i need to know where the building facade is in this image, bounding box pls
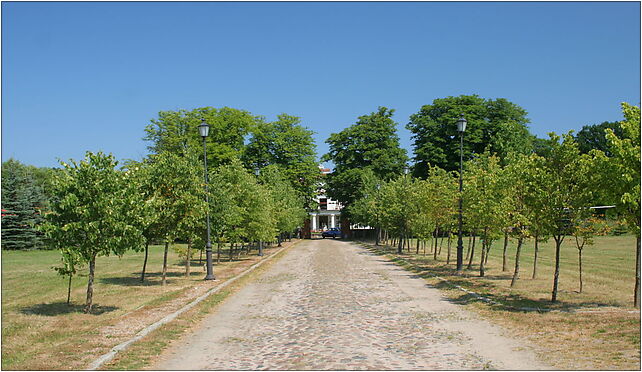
[307,165,343,235]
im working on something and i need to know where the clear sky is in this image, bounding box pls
[2,1,640,168]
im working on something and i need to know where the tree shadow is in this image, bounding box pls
[99,271,202,286]
[20,301,118,316]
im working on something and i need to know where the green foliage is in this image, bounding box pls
[258,165,307,236]
[407,94,532,174]
[322,107,408,210]
[144,107,261,168]
[603,103,641,236]
[40,152,145,311]
[243,114,320,205]
[2,159,48,250]
[377,175,416,239]
[576,121,624,156]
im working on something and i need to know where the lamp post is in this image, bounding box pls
[254,166,264,256]
[456,114,467,273]
[199,119,215,280]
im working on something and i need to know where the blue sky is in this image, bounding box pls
[2,1,640,168]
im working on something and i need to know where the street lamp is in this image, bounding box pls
[199,119,215,280]
[254,165,264,256]
[456,114,467,273]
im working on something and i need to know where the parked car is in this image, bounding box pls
[321,228,342,239]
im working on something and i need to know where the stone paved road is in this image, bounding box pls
[154,239,549,370]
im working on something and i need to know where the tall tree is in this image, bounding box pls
[1,159,47,250]
[243,114,320,205]
[407,95,532,175]
[575,121,624,156]
[40,152,144,313]
[144,107,260,168]
[322,107,408,212]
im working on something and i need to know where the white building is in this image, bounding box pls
[309,165,343,231]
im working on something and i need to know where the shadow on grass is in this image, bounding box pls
[356,241,618,313]
[20,301,118,316]
[99,270,205,286]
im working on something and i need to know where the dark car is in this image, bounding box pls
[321,228,342,239]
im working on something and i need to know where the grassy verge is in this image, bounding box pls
[1,240,298,370]
[357,234,640,370]
[101,244,294,370]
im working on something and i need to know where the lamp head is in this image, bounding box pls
[198,119,210,138]
[456,114,467,133]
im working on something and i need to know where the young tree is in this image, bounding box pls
[572,216,610,293]
[41,152,144,313]
[463,152,507,277]
[531,133,594,302]
[601,102,641,307]
[378,175,417,254]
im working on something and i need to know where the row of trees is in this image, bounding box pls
[324,98,640,307]
[39,107,317,313]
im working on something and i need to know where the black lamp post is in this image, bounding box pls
[456,114,467,273]
[199,119,215,280]
[254,166,264,257]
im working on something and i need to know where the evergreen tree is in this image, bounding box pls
[1,159,46,250]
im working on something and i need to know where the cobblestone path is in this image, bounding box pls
[154,239,548,370]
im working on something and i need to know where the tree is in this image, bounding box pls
[144,107,260,168]
[322,107,408,212]
[601,102,641,307]
[142,150,205,286]
[407,95,532,175]
[378,175,417,254]
[572,216,610,293]
[530,133,594,302]
[258,165,307,244]
[463,152,508,277]
[576,121,624,156]
[40,152,144,313]
[243,114,320,206]
[2,159,47,250]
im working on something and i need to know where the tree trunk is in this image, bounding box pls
[397,236,403,254]
[185,238,191,277]
[532,233,539,279]
[551,236,563,302]
[141,241,149,283]
[466,234,473,260]
[510,237,524,287]
[635,235,640,308]
[162,241,169,286]
[502,231,508,272]
[480,240,487,277]
[229,242,234,261]
[416,238,420,255]
[433,227,439,260]
[484,240,491,265]
[199,247,203,265]
[439,235,444,255]
[67,274,72,305]
[446,232,452,264]
[467,235,476,269]
[216,240,222,264]
[278,234,282,247]
[375,227,380,246]
[578,247,583,293]
[84,254,97,313]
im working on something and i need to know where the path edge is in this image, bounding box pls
[86,240,301,370]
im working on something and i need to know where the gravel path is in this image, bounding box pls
[153,239,550,370]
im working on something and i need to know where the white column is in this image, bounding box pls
[311,214,317,230]
[330,214,336,228]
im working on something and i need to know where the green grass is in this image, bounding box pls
[1,242,279,370]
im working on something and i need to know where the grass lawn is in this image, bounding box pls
[1,241,287,370]
[360,234,640,370]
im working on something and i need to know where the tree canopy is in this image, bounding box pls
[407,94,532,175]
